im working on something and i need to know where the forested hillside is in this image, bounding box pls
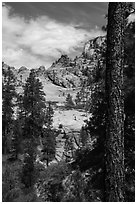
[2,2,135,202]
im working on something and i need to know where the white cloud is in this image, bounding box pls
[2,4,105,69]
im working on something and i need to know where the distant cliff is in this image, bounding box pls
[3,35,106,89]
[46,36,106,88]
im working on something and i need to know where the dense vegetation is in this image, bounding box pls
[2,3,134,202]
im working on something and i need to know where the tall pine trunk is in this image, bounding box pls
[105,2,126,202]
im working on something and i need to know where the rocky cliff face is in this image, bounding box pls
[41,36,106,88]
[3,35,106,89]
[83,36,106,60]
[18,66,28,74]
[71,36,106,82]
[47,55,85,88]
[47,67,83,88]
[51,55,73,68]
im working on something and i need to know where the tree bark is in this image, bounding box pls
[105,2,126,202]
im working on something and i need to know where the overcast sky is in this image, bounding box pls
[2,2,108,69]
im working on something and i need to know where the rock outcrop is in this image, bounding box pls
[45,36,106,88]
[47,54,84,88]
[82,36,106,60]
[51,55,73,68]
[18,66,28,74]
[47,67,83,88]
[3,35,106,89]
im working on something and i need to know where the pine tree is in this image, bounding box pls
[65,94,75,108]
[9,119,23,160]
[21,143,35,188]
[21,69,46,187]
[23,69,46,142]
[45,102,54,129]
[41,128,56,167]
[124,21,135,201]
[2,63,17,154]
[75,92,81,106]
[41,102,55,166]
[63,136,74,162]
[79,126,91,148]
[70,3,134,202]
[105,2,127,201]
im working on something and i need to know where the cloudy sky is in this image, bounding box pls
[2,2,108,69]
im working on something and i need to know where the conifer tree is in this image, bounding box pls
[65,93,75,108]
[41,102,55,166]
[2,63,17,154]
[41,128,56,167]
[105,2,126,201]
[21,69,46,187]
[45,102,54,129]
[23,69,46,142]
[75,92,81,107]
[79,126,90,148]
[71,3,134,202]
[9,119,23,160]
